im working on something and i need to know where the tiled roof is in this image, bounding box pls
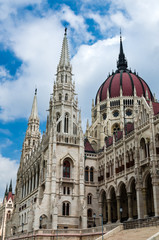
[84,138,95,153]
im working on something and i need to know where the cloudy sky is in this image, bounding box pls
[0,0,159,200]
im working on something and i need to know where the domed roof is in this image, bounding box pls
[95,34,154,104]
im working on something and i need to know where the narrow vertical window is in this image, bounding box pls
[63,187,66,194]
[59,93,62,101]
[56,113,61,133]
[63,202,65,215]
[66,203,69,215]
[65,93,68,101]
[63,160,70,178]
[90,167,94,182]
[64,113,69,133]
[85,167,89,181]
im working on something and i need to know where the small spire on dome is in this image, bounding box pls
[117,30,128,70]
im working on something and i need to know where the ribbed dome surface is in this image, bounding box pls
[95,70,153,104]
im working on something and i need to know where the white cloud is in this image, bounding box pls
[0,0,159,129]
[0,5,93,122]
[0,154,19,201]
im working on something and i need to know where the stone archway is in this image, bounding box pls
[110,187,117,223]
[130,178,137,219]
[119,183,128,222]
[145,173,154,217]
[101,191,108,224]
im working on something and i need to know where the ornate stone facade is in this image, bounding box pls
[1,29,159,238]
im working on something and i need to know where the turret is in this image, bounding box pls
[22,89,40,159]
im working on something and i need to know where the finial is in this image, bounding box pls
[64,27,67,36]
[35,88,37,95]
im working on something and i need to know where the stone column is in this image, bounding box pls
[127,193,133,220]
[142,188,148,218]
[152,181,159,216]
[116,196,121,222]
[136,185,144,219]
[107,199,111,223]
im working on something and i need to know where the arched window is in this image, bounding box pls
[59,93,62,101]
[64,113,69,133]
[85,167,89,181]
[65,74,67,83]
[87,209,92,218]
[62,202,70,216]
[90,167,94,182]
[65,93,68,101]
[56,113,61,133]
[63,160,70,178]
[87,194,92,204]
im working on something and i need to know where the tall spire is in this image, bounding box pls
[9,180,12,192]
[5,184,8,197]
[59,27,70,67]
[117,30,128,70]
[29,88,39,120]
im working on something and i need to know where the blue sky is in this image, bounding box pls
[1,0,159,200]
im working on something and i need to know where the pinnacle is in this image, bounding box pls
[59,28,70,67]
[29,90,39,120]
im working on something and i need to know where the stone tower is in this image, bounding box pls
[33,28,87,230]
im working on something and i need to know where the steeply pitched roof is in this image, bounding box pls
[84,138,95,153]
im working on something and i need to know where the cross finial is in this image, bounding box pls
[35,88,37,95]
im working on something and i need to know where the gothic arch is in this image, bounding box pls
[116,181,126,196]
[127,176,136,193]
[107,185,116,199]
[118,182,128,221]
[60,153,75,167]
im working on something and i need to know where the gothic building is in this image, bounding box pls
[2,29,159,237]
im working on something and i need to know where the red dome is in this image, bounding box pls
[95,70,153,104]
[96,34,154,104]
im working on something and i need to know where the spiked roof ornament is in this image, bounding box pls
[59,28,70,67]
[117,30,128,70]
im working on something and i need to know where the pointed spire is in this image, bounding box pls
[5,184,8,196]
[29,89,39,120]
[59,28,70,67]
[117,30,128,70]
[9,180,12,192]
